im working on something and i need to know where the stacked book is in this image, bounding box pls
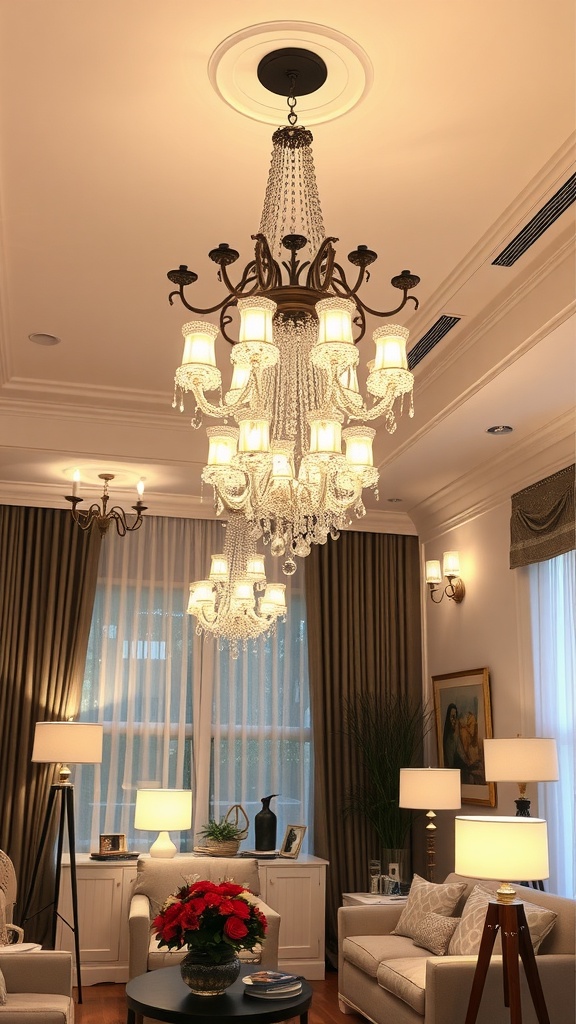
[243,970,303,999]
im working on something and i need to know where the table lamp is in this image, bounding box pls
[134,788,192,858]
[455,815,550,1023]
[399,767,461,881]
[483,737,558,815]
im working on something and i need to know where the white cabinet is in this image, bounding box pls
[56,855,137,985]
[258,854,328,979]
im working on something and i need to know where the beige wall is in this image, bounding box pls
[420,499,539,880]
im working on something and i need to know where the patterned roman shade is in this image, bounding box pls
[510,464,575,568]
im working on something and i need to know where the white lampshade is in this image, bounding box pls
[308,414,342,456]
[399,768,461,810]
[343,427,375,473]
[455,816,549,882]
[32,722,103,765]
[483,738,559,782]
[187,580,215,612]
[372,324,409,371]
[238,416,270,455]
[316,297,355,346]
[134,788,192,859]
[205,427,238,467]
[246,555,266,583]
[425,560,443,584]
[209,554,228,582]
[238,296,276,345]
[443,551,461,577]
[181,321,219,367]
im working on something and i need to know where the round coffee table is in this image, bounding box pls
[126,964,313,1023]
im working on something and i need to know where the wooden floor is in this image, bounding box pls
[74,970,367,1024]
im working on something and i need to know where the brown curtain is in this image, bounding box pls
[510,464,575,568]
[0,506,101,943]
[305,531,422,959]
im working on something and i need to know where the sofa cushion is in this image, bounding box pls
[343,933,429,978]
[377,956,428,1015]
[448,884,557,955]
[392,874,467,941]
[0,967,5,1005]
[0,994,72,1022]
[410,911,460,955]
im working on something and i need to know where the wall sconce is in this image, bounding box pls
[425,551,465,603]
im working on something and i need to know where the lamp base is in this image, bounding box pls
[149,831,178,858]
[465,899,550,1024]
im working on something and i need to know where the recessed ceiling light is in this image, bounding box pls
[486,425,514,435]
[387,497,403,503]
[29,332,61,346]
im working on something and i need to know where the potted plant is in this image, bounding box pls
[198,818,246,857]
[344,692,432,884]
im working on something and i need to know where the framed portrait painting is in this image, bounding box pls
[433,668,496,807]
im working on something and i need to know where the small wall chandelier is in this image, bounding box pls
[65,471,147,537]
[187,512,287,656]
[169,48,420,575]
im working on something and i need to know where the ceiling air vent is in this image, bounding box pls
[492,173,576,267]
[408,315,461,370]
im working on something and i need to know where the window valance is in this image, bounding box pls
[510,463,575,568]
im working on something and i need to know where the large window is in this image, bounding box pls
[529,549,575,898]
[74,516,312,854]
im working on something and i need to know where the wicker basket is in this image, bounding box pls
[202,838,241,858]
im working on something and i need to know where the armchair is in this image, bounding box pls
[128,855,280,980]
[0,950,74,1022]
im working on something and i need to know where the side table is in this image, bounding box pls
[342,893,408,907]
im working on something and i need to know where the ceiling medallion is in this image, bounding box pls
[208,21,373,125]
[168,46,420,577]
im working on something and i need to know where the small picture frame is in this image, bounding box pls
[99,833,127,855]
[433,667,496,807]
[279,824,307,859]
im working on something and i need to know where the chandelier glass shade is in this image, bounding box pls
[187,512,287,654]
[169,63,420,575]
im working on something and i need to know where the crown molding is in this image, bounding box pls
[411,410,575,541]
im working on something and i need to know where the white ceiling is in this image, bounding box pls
[0,1,574,539]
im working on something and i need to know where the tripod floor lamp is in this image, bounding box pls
[455,815,551,1024]
[22,721,103,1003]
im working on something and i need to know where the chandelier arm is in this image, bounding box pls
[354,290,420,319]
[331,377,400,422]
[168,286,238,317]
[252,234,283,290]
[306,237,338,291]
[107,505,145,535]
[218,260,263,298]
[330,261,367,298]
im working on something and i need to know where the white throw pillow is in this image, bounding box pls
[411,912,460,955]
[392,874,467,940]
[448,884,557,956]
[0,966,6,1005]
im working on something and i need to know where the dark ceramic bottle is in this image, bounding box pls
[254,794,277,851]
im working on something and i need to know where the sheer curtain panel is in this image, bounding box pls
[76,515,312,855]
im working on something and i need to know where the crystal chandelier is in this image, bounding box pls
[169,48,419,575]
[65,472,147,537]
[187,512,287,655]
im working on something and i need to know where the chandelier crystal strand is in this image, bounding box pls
[259,126,325,262]
[187,512,286,657]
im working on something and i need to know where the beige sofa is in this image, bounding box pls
[0,950,74,1023]
[128,855,280,980]
[338,873,576,1024]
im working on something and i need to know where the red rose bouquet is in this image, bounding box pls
[152,879,267,962]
